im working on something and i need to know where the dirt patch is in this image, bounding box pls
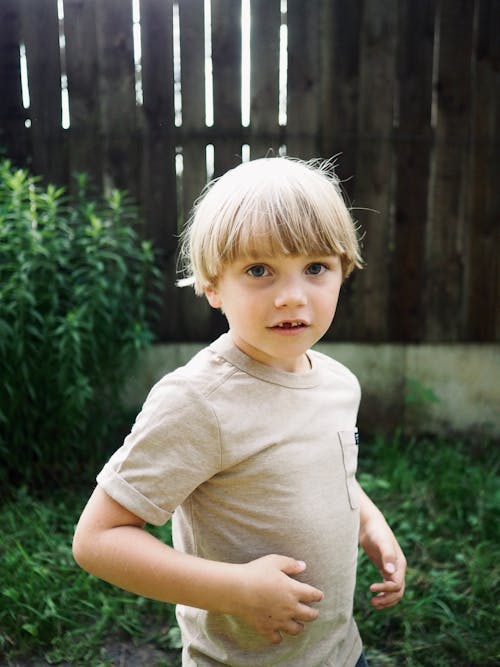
[102,639,181,666]
[7,640,181,667]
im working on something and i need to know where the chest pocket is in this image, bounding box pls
[337,430,360,510]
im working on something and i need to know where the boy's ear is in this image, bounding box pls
[204,284,222,309]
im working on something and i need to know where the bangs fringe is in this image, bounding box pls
[178,157,363,294]
[221,202,348,263]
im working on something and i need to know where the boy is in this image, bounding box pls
[73,157,406,666]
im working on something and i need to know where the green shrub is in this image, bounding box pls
[0,160,160,491]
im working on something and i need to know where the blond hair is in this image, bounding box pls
[178,157,363,295]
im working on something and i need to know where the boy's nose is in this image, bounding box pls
[274,278,307,308]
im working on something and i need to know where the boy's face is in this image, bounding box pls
[205,253,343,373]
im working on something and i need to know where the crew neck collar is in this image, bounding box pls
[210,332,322,389]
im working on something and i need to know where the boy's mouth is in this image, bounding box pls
[272,321,308,329]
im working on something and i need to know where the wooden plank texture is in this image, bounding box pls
[390,0,435,341]
[249,0,281,159]
[351,0,398,341]
[178,0,213,340]
[424,0,475,341]
[286,0,320,159]
[465,0,500,340]
[94,0,137,196]
[318,0,362,341]
[319,0,362,188]
[20,0,65,184]
[139,0,179,340]
[179,0,207,222]
[0,0,28,165]
[211,0,242,177]
[64,0,102,189]
[140,0,176,251]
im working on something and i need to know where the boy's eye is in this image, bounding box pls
[246,264,269,278]
[306,263,327,275]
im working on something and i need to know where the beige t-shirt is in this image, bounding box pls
[97,333,363,666]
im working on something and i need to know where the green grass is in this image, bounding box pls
[0,489,180,665]
[355,435,500,666]
[1,435,498,666]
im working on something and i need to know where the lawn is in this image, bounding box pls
[1,434,498,666]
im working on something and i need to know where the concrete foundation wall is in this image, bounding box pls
[123,343,500,439]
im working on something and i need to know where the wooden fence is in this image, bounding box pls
[1,0,498,343]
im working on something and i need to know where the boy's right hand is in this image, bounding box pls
[235,554,324,644]
[74,488,323,645]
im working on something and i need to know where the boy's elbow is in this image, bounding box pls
[71,486,111,572]
[72,523,96,573]
[72,528,87,570]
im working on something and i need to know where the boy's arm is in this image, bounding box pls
[73,486,323,644]
[357,482,407,608]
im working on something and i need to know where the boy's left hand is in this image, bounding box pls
[359,511,407,609]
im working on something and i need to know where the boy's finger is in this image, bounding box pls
[295,602,321,623]
[269,630,283,644]
[371,591,403,608]
[282,620,305,636]
[296,583,324,603]
[370,575,405,608]
[370,579,402,593]
[277,556,307,576]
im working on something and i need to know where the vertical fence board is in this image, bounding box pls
[64,0,102,189]
[286,0,320,159]
[319,0,361,191]
[249,0,281,159]
[0,0,28,164]
[140,0,176,251]
[94,0,137,196]
[319,0,362,341]
[140,0,179,340]
[390,0,435,341]
[178,0,213,340]
[211,0,242,177]
[210,0,243,336]
[425,0,475,341]
[352,0,398,341]
[179,0,207,223]
[466,0,500,340]
[20,0,65,184]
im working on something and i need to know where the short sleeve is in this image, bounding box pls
[97,375,222,525]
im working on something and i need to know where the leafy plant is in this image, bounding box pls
[0,161,160,491]
[404,378,440,408]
